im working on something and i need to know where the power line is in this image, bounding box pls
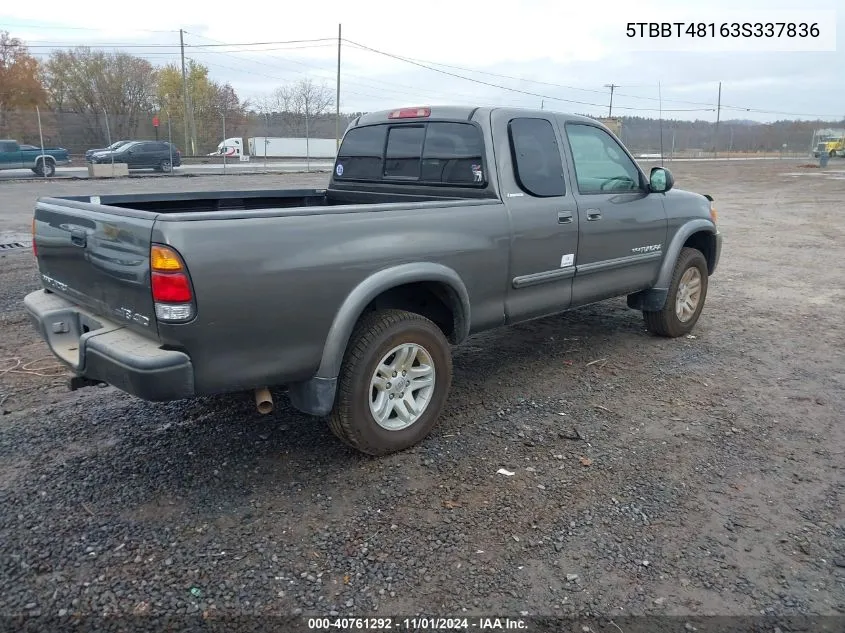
[0,22,177,33]
[21,37,334,49]
[183,33,528,109]
[344,44,729,109]
[341,39,711,113]
[343,39,842,119]
[186,38,335,48]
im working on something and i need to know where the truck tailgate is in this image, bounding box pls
[33,198,159,336]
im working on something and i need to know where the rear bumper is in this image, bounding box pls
[23,289,194,401]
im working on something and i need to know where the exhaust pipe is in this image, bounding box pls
[254,387,274,414]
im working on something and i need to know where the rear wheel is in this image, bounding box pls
[643,247,709,338]
[328,309,453,456]
[34,159,55,177]
[157,159,172,173]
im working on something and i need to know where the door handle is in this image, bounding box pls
[70,228,87,247]
[586,210,602,221]
[557,211,573,224]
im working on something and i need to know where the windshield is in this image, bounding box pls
[115,142,137,153]
[109,141,127,150]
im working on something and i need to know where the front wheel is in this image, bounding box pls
[328,309,453,456]
[643,247,709,337]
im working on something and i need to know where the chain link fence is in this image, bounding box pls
[1,107,829,168]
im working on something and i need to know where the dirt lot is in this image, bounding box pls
[0,162,843,627]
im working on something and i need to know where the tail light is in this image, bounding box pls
[32,217,37,257]
[150,244,195,322]
[388,107,431,119]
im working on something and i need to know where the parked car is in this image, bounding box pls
[85,140,131,162]
[25,105,721,456]
[0,139,71,177]
[89,141,181,172]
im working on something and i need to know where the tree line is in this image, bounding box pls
[0,30,347,155]
[1,30,841,156]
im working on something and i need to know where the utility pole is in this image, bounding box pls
[180,29,190,155]
[714,81,722,157]
[335,24,342,150]
[658,81,664,167]
[604,83,618,118]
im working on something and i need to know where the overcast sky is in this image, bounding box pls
[2,0,842,123]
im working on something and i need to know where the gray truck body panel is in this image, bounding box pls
[24,106,721,416]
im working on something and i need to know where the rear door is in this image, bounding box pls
[0,141,24,169]
[560,120,668,306]
[33,199,159,336]
[490,109,579,323]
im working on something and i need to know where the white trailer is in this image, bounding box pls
[247,137,337,159]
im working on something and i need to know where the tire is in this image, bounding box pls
[643,247,709,338]
[830,150,838,158]
[34,158,55,177]
[158,159,172,173]
[328,309,453,456]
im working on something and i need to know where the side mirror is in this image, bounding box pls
[649,167,674,193]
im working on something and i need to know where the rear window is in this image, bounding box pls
[335,125,386,180]
[508,118,566,197]
[384,126,425,178]
[335,121,485,186]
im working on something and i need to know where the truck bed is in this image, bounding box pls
[55,185,495,215]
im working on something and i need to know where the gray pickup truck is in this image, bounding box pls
[24,106,721,455]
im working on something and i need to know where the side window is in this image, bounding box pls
[384,125,425,179]
[508,118,566,197]
[335,125,386,180]
[566,124,641,194]
[421,122,485,185]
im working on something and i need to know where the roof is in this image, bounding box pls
[353,106,603,127]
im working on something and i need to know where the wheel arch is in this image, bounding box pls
[287,263,470,417]
[317,262,470,379]
[656,220,717,288]
[627,219,717,312]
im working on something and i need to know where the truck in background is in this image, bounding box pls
[209,138,249,161]
[0,139,71,177]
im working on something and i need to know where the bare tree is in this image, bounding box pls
[261,78,334,137]
[292,78,333,137]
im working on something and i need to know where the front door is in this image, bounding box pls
[560,120,668,306]
[490,110,580,323]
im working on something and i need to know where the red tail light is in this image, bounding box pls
[32,217,37,258]
[388,107,431,119]
[150,244,194,321]
[151,271,192,302]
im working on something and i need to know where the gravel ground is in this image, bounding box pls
[0,163,843,627]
